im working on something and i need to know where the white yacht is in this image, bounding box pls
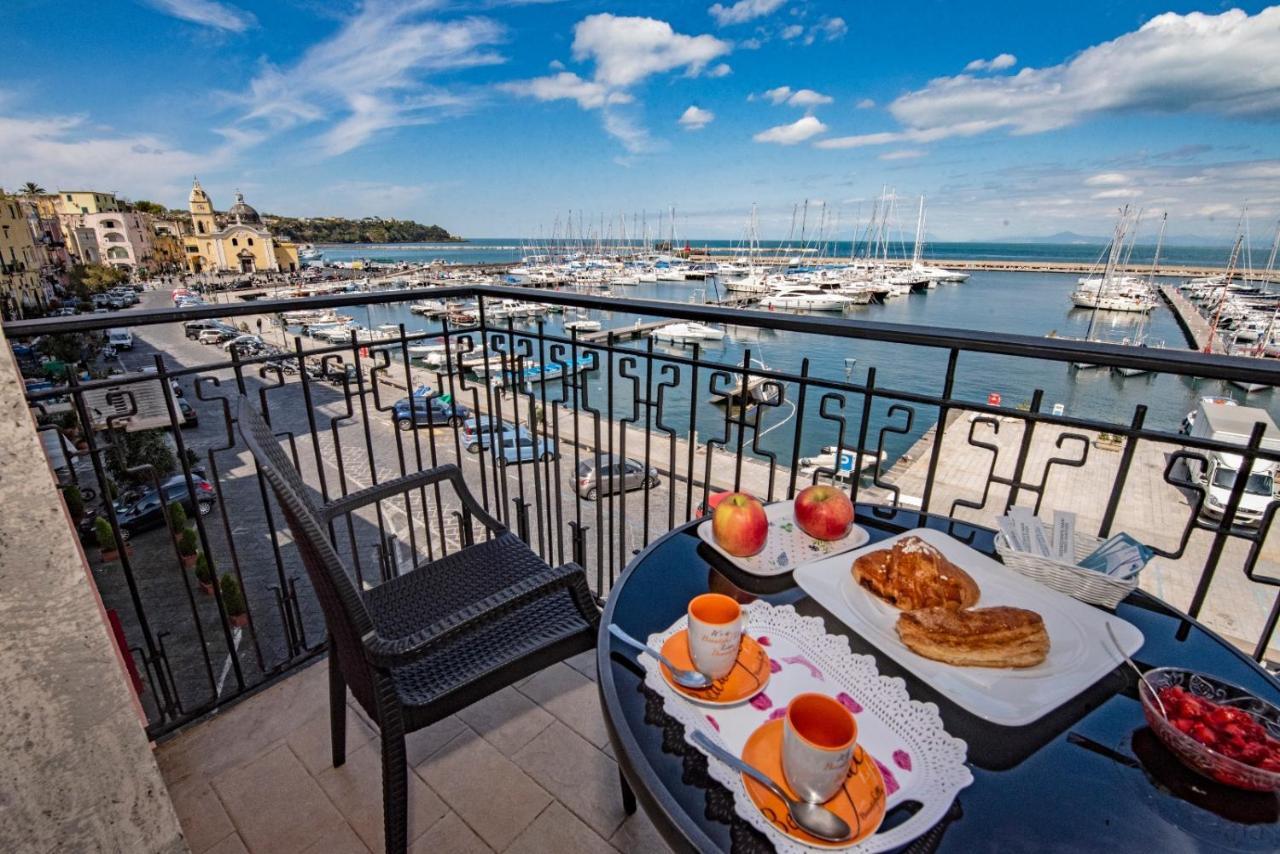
[651,321,726,343]
[758,285,854,311]
[563,318,602,333]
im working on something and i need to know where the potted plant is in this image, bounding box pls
[94,517,129,562]
[177,527,198,569]
[62,484,84,522]
[194,553,214,595]
[167,500,188,538]
[220,574,248,628]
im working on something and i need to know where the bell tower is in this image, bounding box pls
[189,177,216,236]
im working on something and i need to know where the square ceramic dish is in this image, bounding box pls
[793,527,1145,726]
[697,500,870,577]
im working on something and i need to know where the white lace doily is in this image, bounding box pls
[643,601,973,853]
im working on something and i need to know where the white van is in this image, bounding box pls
[1187,401,1280,525]
[106,328,133,350]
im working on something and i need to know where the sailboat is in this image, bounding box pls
[1229,219,1280,393]
[1112,213,1168,378]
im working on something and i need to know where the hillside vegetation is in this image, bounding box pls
[263,215,459,244]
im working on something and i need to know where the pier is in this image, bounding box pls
[578,318,673,343]
[1159,284,1221,353]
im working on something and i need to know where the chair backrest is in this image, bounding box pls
[235,397,380,705]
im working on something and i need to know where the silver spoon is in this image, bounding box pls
[1106,623,1167,718]
[607,624,713,690]
[690,730,853,843]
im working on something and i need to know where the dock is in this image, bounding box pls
[1159,284,1220,353]
[578,318,674,343]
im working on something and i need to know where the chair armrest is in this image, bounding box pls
[362,561,596,668]
[320,463,504,534]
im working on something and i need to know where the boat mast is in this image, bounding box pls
[912,195,925,267]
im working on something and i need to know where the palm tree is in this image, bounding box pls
[21,182,45,195]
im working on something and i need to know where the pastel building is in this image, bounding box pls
[182,179,299,273]
[1,193,47,317]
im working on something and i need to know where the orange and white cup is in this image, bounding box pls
[686,593,743,680]
[782,693,856,803]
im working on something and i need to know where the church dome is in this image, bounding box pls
[228,191,261,224]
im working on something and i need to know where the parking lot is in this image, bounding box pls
[89,287,700,725]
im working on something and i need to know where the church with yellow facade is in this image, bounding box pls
[182,179,299,274]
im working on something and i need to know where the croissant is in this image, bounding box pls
[852,536,981,611]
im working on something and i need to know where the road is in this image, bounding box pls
[92,286,698,726]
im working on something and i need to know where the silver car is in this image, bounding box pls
[576,455,659,500]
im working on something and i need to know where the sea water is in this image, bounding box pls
[336,269,1275,470]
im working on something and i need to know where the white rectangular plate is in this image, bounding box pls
[697,500,869,577]
[793,527,1145,727]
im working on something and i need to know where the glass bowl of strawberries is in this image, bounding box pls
[1139,667,1280,791]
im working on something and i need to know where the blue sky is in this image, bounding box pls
[3,1,1279,240]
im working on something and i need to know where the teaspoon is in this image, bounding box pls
[607,624,714,690]
[691,730,853,842]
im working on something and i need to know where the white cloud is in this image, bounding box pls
[753,115,827,144]
[760,86,831,108]
[876,8,1280,147]
[571,14,731,88]
[601,109,657,153]
[963,53,1017,72]
[807,16,847,44]
[499,72,631,109]
[815,119,999,149]
[237,2,506,156]
[879,149,925,160]
[780,24,804,40]
[678,105,715,130]
[142,0,255,32]
[548,59,565,70]
[855,98,875,109]
[0,113,226,201]
[504,14,730,155]
[762,86,792,104]
[1085,172,1130,186]
[788,88,833,108]
[1091,188,1139,199]
[708,0,786,27]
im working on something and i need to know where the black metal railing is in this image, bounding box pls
[7,283,1280,738]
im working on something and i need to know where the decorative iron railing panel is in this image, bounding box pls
[8,284,1280,738]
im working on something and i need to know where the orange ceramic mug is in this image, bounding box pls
[687,593,743,680]
[782,693,856,803]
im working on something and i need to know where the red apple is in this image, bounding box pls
[712,492,769,556]
[794,484,855,541]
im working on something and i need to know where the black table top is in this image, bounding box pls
[596,504,1280,853]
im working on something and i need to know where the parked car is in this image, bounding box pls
[308,362,360,386]
[106,328,133,350]
[460,416,525,453]
[392,394,470,430]
[177,398,198,428]
[575,455,659,500]
[183,320,223,339]
[197,328,236,345]
[492,432,556,466]
[112,474,217,538]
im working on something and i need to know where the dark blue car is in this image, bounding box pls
[392,393,471,431]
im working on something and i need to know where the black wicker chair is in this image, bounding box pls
[236,397,600,854]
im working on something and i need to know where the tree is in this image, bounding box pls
[36,333,90,366]
[69,264,127,299]
[105,429,176,483]
[132,200,167,216]
[21,182,44,195]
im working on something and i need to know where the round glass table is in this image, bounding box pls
[596,505,1280,853]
